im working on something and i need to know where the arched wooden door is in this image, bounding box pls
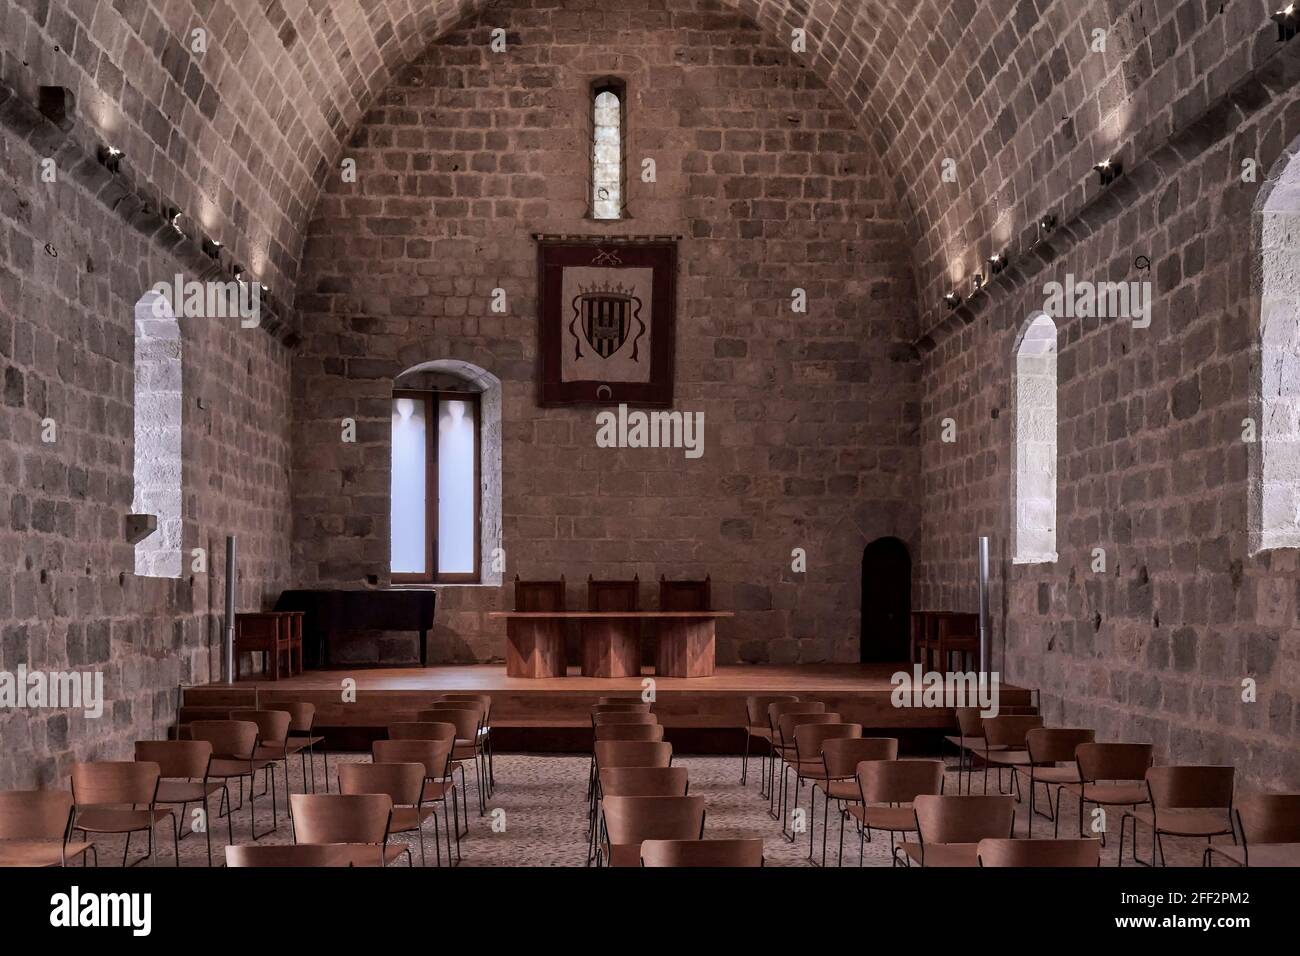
[860,537,911,663]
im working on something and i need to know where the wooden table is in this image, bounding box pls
[488,611,734,679]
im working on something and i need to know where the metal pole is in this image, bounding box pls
[224,534,237,684]
[977,536,990,678]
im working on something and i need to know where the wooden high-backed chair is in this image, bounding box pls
[584,575,640,677]
[509,576,567,677]
[659,575,710,611]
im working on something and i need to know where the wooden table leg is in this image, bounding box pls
[506,619,567,678]
[655,618,716,678]
[581,619,640,678]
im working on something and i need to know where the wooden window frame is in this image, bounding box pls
[391,389,482,585]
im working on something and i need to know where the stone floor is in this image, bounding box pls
[71,750,1220,867]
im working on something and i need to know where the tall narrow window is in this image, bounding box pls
[1012,313,1058,565]
[1254,160,1300,552]
[591,81,624,220]
[391,390,481,583]
[132,292,183,578]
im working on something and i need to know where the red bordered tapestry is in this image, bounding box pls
[537,238,677,407]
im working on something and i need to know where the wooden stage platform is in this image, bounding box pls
[183,664,1033,754]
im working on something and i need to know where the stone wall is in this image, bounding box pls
[914,94,1300,788]
[0,104,293,788]
[292,0,920,665]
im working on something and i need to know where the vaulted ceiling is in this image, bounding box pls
[0,0,1257,307]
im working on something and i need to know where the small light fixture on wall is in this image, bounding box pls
[1274,4,1299,41]
[943,291,962,310]
[971,273,986,293]
[202,237,223,259]
[232,264,246,282]
[988,252,1009,275]
[1094,158,1122,187]
[167,207,185,236]
[97,145,124,173]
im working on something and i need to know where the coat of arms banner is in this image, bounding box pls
[537,239,677,406]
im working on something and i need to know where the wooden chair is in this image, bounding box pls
[977,837,1101,867]
[784,722,862,846]
[598,767,689,798]
[845,758,945,867]
[283,701,328,793]
[225,843,354,867]
[765,701,825,810]
[593,711,657,726]
[1019,727,1095,835]
[290,793,410,867]
[1059,742,1154,842]
[0,790,94,867]
[134,740,225,866]
[943,707,992,794]
[659,575,710,611]
[231,708,294,812]
[233,613,293,681]
[772,710,839,823]
[641,838,763,867]
[386,721,466,842]
[188,719,277,840]
[742,694,798,789]
[599,795,705,867]
[595,723,665,742]
[438,693,495,792]
[419,704,489,814]
[976,714,1043,796]
[1205,793,1300,867]
[896,794,1015,867]
[71,761,176,867]
[817,737,899,866]
[1121,766,1235,867]
[339,762,437,867]
[373,738,458,865]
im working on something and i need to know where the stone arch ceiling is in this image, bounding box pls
[1,0,1256,308]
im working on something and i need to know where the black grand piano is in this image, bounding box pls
[274,589,437,667]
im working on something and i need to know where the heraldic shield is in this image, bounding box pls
[571,284,645,362]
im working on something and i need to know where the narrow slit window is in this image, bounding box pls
[1012,313,1058,565]
[592,83,624,220]
[391,390,481,583]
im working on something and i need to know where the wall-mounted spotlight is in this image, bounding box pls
[943,292,962,310]
[232,264,246,281]
[97,145,124,173]
[1038,215,1057,233]
[971,273,985,293]
[202,237,223,259]
[1094,158,1122,187]
[166,207,185,236]
[1273,4,1299,41]
[988,252,1009,275]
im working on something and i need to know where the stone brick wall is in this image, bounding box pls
[0,111,292,788]
[914,89,1300,788]
[292,0,920,665]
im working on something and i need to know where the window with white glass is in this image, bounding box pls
[391,390,480,583]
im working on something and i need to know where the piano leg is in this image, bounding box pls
[420,628,428,667]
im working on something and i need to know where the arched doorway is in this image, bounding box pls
[860,537,911,663]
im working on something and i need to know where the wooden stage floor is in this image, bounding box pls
[185,664,1031,749]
